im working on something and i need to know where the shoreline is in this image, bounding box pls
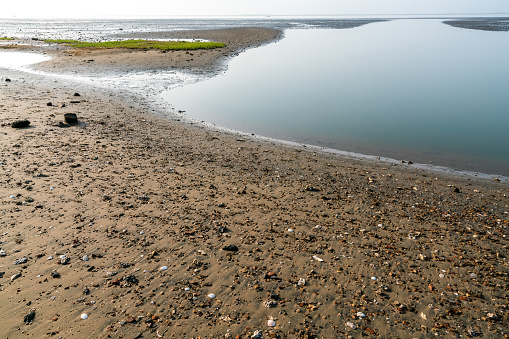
[1,27,508,338]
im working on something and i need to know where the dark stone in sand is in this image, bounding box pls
[222,245,239,252]
[51,271,61,278]
[11,120,30,128]
[47,102,53,106]
[23,310,36,324]
[5,78,11,82]
[64,113,78,124]
[73,92,80,97]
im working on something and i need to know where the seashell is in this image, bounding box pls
[160,266,168,271]
[312,255,324,262]
[297,278,306,286]
[81,313,88,320]
[371,276,377,281]
[83,255,89,261]
[207,293,216,299]
[267,319,276,327]
[356,312,365,318]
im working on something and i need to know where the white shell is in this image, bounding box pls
[81,313,88,320]
[207,293,216,299]
[160,266,168,271]
[83,255,89,261]
[312,255,324,262]
[267,319,276,327]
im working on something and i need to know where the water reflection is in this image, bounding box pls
[163,19,509,176]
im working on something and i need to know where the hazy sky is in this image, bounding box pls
[2,0,509,19]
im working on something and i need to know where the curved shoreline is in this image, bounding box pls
[0,26,508,338]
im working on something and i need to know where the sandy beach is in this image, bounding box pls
[1,27,508,338]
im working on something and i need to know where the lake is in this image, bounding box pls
[162,19,509,177]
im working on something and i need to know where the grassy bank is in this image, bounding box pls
[44,39,226,51]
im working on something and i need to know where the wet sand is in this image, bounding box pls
[1,27,509,338]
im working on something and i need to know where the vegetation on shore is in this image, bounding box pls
[44,39,226,51]
[0,37,15,40]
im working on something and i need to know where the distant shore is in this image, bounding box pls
[0,27,508,338]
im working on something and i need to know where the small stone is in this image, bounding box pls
[312,255,324,262]
[83,255,89,261]
[251,330,263,339]
[263,300,277,308]
[222,245,238,252]
[64,113,78,125]
[23,309,36,324]
[267,319,276,327]
[81,313,88,320]
[11,120,30,128]
[74,93,80,96]
[160,266,168,271]
[487,313,498,319]
[14,257,28,265]
[0,249,6,257]
[346,321,357,329]
[208,293,216,299]
[470,273,478,279]
[51,271,60,278]
[60,257,70,265]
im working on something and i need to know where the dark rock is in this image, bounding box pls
[222,245,239,252]
[123,275,138,284]
[47,102,53,106]
[64,113,78,125]
[5,78,11,82]
[83,288,90,295]
[23,310,36,324]
[11,120,30,128]
[73,93,80,96]
[51,271,61,278]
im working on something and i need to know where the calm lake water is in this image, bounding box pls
[162,19,509,176]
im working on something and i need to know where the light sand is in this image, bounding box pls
[1,28,508,339]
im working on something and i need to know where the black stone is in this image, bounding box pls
[11,120,30,128]
[64,113,78,124]
[23,310,36,324]
[222,245,239,252]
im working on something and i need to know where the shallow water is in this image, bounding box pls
[163,19,509,176]
[0,51,50,69]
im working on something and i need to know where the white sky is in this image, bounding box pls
[2,0,509,19]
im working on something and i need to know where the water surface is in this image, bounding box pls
[163,19,509,176]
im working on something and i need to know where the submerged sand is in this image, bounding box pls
[1,27,508,339]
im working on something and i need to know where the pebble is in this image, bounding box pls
[160,266,168,271]
[267,319,276,327]
[14,257,28,265]
[83,255,89,261]
[297,278,306,286]
[470,273,478,278]
[81,313,88,320]
[0,249,6,257]
[312,255,324,262]
[207,293,216,299]
[346,322,357,329]
[356,312,366,318]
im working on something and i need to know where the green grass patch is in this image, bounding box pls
[44,39,226,51]
[0,37,15,40]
